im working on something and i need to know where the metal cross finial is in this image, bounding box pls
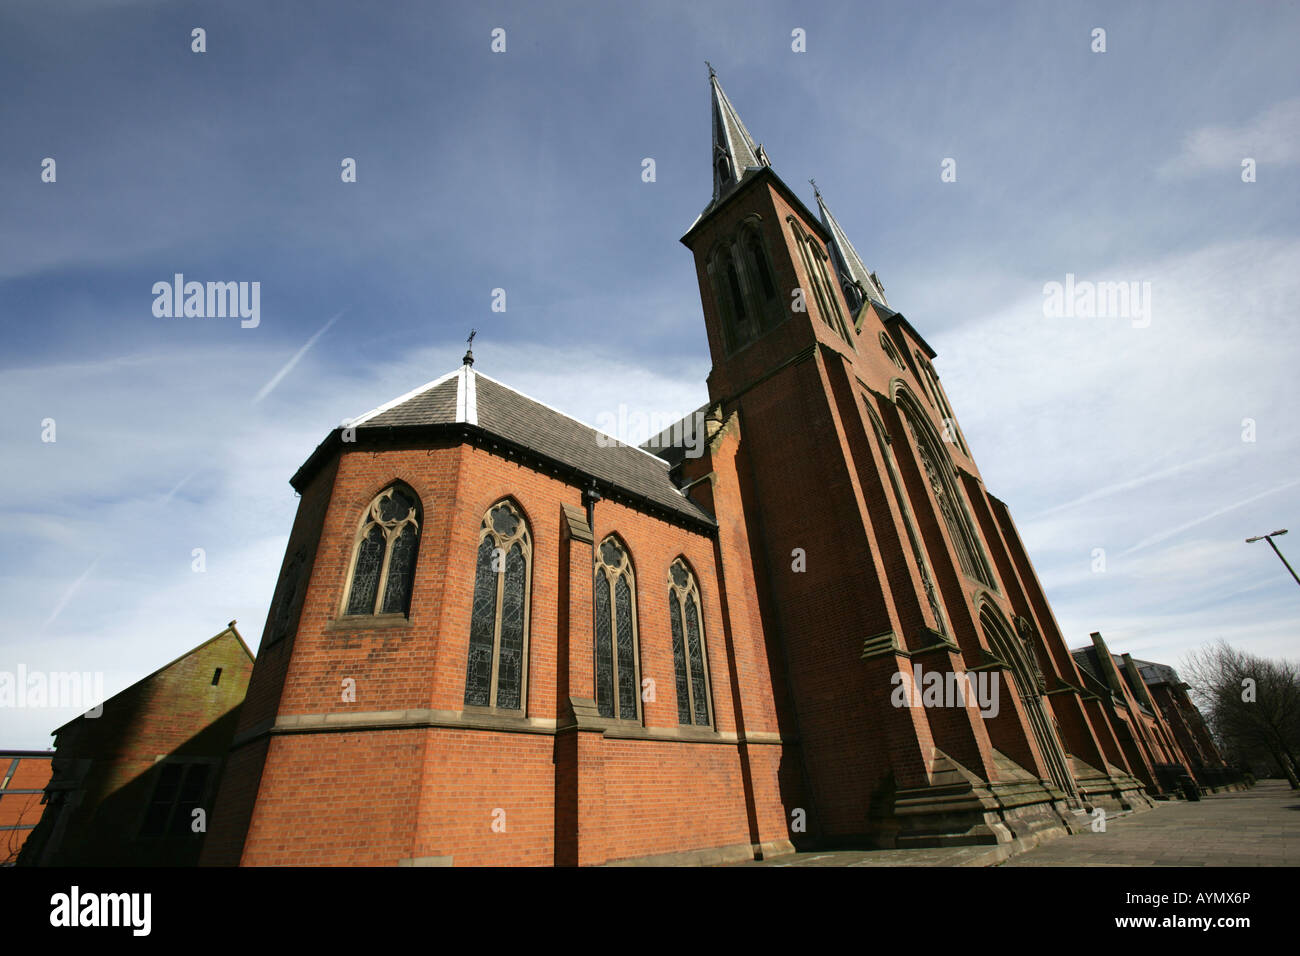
[706,60,716,78]
[809,177,821,198]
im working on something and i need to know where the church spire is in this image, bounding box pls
[710,67,770,203]
[812,180,889,311]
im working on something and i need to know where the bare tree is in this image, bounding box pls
[1182,639,1300,789]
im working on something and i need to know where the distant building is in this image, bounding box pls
[0,751,52,864]
[1070,633,1241,798]
[19,623,253,866]
[1131,657,1242,791]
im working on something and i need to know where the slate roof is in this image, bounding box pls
[341,367,715,528]
[364,377,457,426]
[1132,658,1182,688]
[1070,647,1156,716]
[1071,647,1103,683]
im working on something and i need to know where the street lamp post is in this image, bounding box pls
[1245,529,1300,588]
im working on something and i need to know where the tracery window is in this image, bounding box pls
[914,355,970,456]
[981,603,1075,797]
[667,559,713,726]
[707,220,784,354]
[879,332,906,370]
[464,500,532,711]
[896,392,996,589]
[594,536,640,721]
[789,217,854,346]
[865,401,948,636]
[342,484,421,617]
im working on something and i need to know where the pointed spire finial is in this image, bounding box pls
[463,328,476,367]
[706,60,716,78]
[813,185,889,310]
[809,177,821,199]
[709,71,766,203]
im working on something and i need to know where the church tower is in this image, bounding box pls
[680,71,1152,846]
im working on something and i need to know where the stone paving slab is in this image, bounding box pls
[1001,780,1294,867]
[740,780,1296,867]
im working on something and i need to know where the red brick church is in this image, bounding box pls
[201,71,1220,866]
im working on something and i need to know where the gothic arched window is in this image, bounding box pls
[865,400,948,637]
[464,500,532,711]
[707,221,784,355]
[914,354,970,456]
[789,217,853,346]
[342,484,421,617]
[594,536,640,721]
[668,559,713,726]
[896,392,995,589]
[980,603,1075,797]
[879,332,906,370]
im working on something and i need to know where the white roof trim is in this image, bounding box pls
[454,365,479,425]
[464,368,478,425]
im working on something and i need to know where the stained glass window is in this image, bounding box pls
[615,576,637,719]
[594,536,639,721]
[595,571,614,718]
[343,484,422,617]
[346,524,386,615]
[685,597,708,725]
[669,595,689,724]
[463,500,531,711]
[668,559,712,727]
[498,545,526,710]
[465,538,498,707]
[380,523,418,614]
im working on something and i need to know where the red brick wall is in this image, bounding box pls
[0,754,52,864]
[224,435,800,865]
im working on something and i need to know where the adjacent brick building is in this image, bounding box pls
[19,623,254,866]
[202,72,1230,867]
[0,751,52,864]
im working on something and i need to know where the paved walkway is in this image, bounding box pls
[1000,779,1293,867]
[744,780,1295,866]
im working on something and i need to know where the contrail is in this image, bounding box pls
[1120,477,1300,556]
[1028,449,1231,521]
[161,470,197,503]
[44,558,99,629]
[253,310,345,404]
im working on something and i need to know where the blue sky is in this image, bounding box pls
[2,0,1297,747]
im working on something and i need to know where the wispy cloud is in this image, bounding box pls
[1161,97,1300,177]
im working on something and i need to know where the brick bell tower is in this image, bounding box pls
[680,69,1151,849]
